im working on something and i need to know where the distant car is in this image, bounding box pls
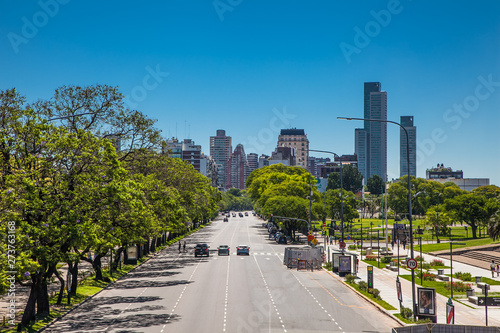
[239,213,243,217]
[244,212,248,216]
[223,217,228,222]
[194,243,209,257]
[218,245,230,255]
[232,213,236,217]
[236,245,250,255]
[276,235,287,244]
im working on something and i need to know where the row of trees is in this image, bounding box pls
[248,164,500,243]
[246,164,359,239]
[0,86,220,330]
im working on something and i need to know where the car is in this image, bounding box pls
[217,245,230,255]
[239,213,243,217]
[223,217,228,222]
[244,212,248,216]
[236,245,250,255]
[194,243,209,257]
[232,213,236,217]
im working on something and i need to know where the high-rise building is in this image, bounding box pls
[400,116,416,178]
[165,138,202,172]
[270,146,296,166]
[258,154,270,168]
[355,82,387,182]
[247,153,258,176]
[231,144,248,189]
[277,129,309,168]
[200,154,219,187]
[210,129,232,189]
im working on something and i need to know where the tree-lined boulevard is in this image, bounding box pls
[44,214,398,332]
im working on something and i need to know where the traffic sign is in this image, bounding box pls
[312,238,318,246]
[339,241,346,249]
[406,258,418,270]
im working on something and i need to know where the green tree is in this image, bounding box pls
[326,164,363,193]
[444,193,492,239]
[366,174,384,195]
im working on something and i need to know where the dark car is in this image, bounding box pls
[239,213,243,217]
[223,217,228,222]
[244,212,248,216]
[218,245,230,255]
[194,243,209,257]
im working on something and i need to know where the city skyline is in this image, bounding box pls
[1,1,499,185]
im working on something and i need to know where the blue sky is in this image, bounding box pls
[1,0,499,185]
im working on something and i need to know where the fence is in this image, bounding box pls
[392,324,500,333]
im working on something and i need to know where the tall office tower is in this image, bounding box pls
[231,144,248,189]
[247,153,258,176]
[277,129,309,168]
[400,116,417,178]
[355,82,387,182]
[258,154,270,168]
[210,129,232,189]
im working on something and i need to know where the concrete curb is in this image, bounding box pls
[322,267,406,327]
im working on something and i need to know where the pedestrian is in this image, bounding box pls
[490,260,496,278]
[330,236,333,245]
[183,241,186,253]
[178,241,181,253]
[391,240,394,250]
[403,239,406,250]
[497,263,499,277]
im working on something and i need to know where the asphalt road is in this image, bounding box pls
[46,213,399,332]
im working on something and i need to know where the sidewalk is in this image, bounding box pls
[324,239,500,327]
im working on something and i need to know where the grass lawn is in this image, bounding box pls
[421,237,499,253]
[345,281,396,310]
[481,277,500,285]
[399,274,475,298]
[362,259,387,269]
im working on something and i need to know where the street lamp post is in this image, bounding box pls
[339,116,417,320]
[309,149,344,243]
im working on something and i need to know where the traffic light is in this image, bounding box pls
[270,214,273,222]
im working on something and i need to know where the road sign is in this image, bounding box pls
[307,234,314,242]
[396,278,402,303]
[346,235,351,240]
[311,238,318,246]
[339,241,346,249]
[407,258,418,270]
[446,298,454,324]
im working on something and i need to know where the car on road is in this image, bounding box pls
[244,212,248,216]
[217,245,230,255]
[239,212,243,217]
[223,217,228,222]
[236,245,250,255]
[232,213,236,217]
[194,243,209,257]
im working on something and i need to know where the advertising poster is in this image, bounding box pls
[417,288,436,315]
[339,256,351,273]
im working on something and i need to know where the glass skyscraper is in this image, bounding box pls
[400,116,417,178]
[355,82,387,183]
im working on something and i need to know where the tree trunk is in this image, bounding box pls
[19,277,38,330]
[114,247,124,270]
[36,275,50,317]
[150,237,156,252]
[69,261,79,296]
[93,254,104,281]
[471,223,478,239]
[54,269,65,305]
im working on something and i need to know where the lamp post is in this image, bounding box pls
[339,116,417,320]
[309,149,344,243]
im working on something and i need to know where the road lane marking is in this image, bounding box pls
[165,259,202,324]
[291,271,344,333]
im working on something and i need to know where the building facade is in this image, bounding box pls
[200,154,219,188]
[355,82,387,182]
[270,146,296,166]
[400,116,417,178]
[231,144,248,190]
[165,138,202,172]
[247,153,258,177]
[426,163,463,179]
[277,129,309,168]
[210,130,233,189]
